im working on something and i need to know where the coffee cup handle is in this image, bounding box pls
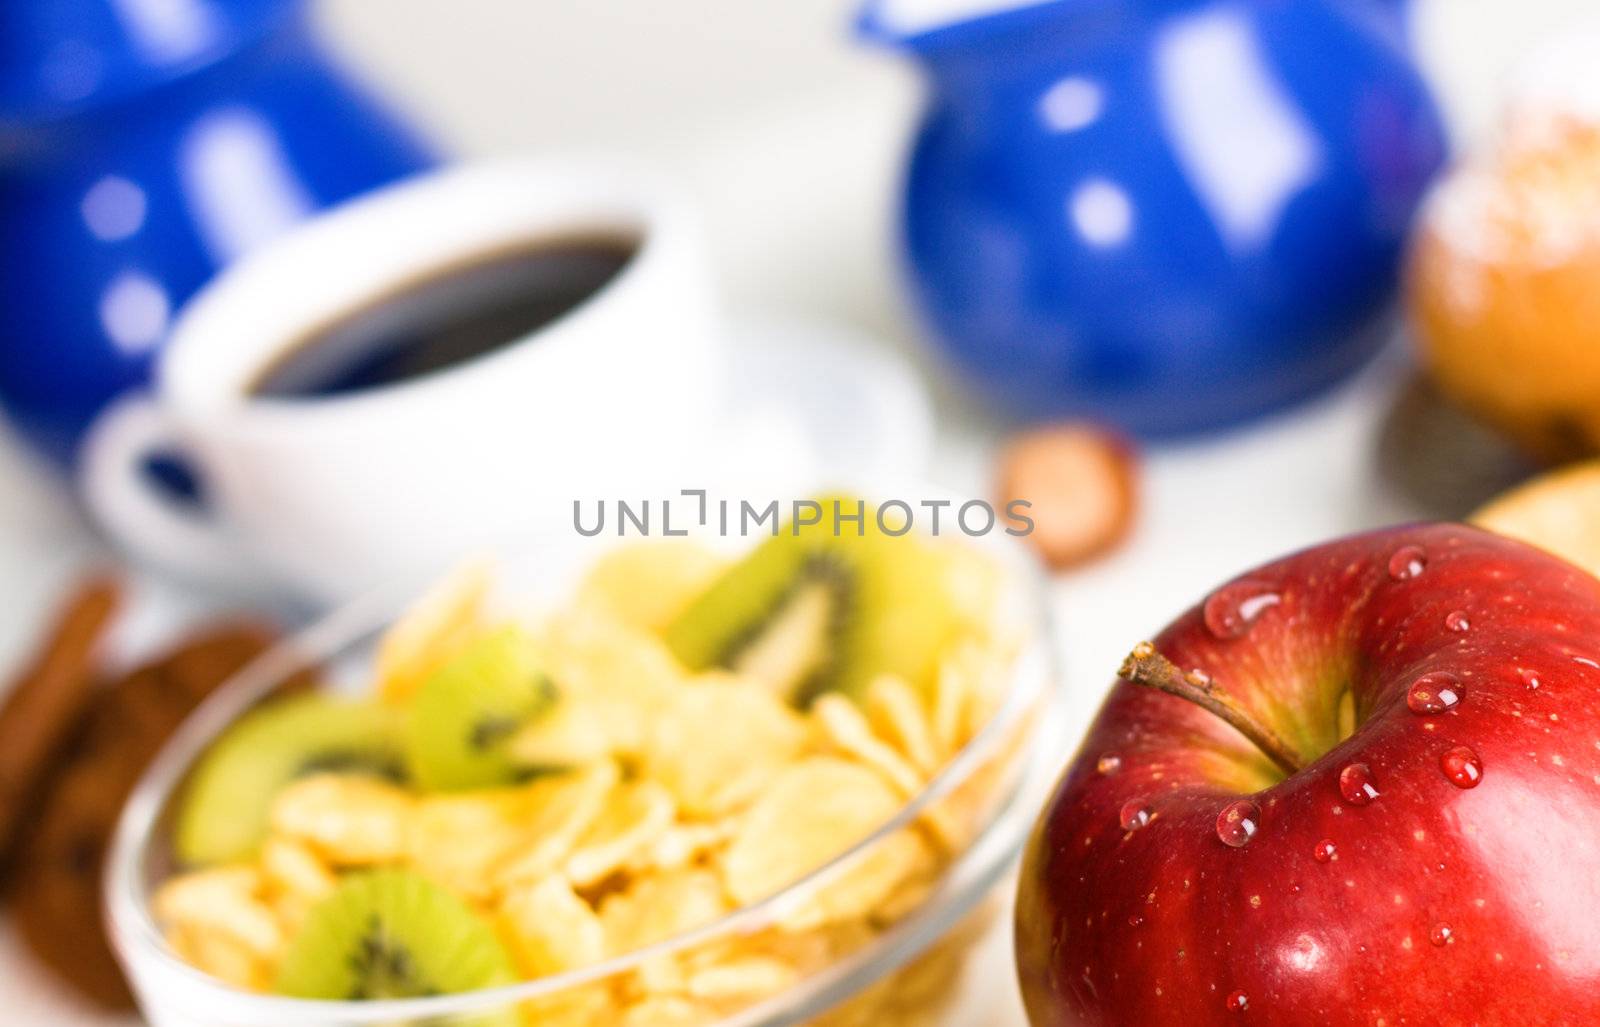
[79,395,250,587]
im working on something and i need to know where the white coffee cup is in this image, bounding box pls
[80,160,720,603]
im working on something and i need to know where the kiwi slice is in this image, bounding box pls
[405,625,561,791]
[174,694,406,866]
[663,496,959,705]
[275,867,517,1019]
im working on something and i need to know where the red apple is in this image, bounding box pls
[1017,524,1600,1025]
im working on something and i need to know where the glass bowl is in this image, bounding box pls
[107,520,1066,1026]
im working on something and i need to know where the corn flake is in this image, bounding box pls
[268,774,412,865]
[684,954,798,1003]
[617,995,711,1027]
[720,757,901,909]
[168,922,272,991]
[864,674,940,774]
[929,654,974,758]
[153,866,284,961]
[810,694,925,799]
[600,867,730,956]
[258,837,335,933]
[516,983,617,1027]
[624,819,732,876]
[260,837,335,903]
[643,673,807,817]
[375,560,491,703]
[500,876,606,977]
[528,610,685,758]
[493,762,620,888]
[408,787,560,901]
[564,779,676,888]
[780,827,935,931]
[576,541,727,633]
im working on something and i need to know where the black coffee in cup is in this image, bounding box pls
[250,235,637,398]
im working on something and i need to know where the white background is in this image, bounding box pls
[0,0,1595,1022]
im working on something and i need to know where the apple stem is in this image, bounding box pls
[1118,642,1305,776]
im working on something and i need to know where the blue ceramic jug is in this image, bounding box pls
[0,0,434,468]
[862,0,1445,436]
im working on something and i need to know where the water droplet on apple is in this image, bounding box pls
[1097,754,1122,775]
[1430,922,1454,946]
[1313,839,1337,863]
[1445,610,1471,632]
[1388,545,1427,581]
[1216,799,1261,847]
[1120,800,1152,831]
[1226,990,1249,1012]
[1202,581,1281,640]
[1185,668,1212,688]
[1338,763,1380,805]
[1407,672,1464,715]
[1128,913,1144,927]
[1440,745,1483,788]
[1519,668,1541,691]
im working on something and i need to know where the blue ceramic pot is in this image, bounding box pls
[0,0,434,468]
[863,0,1445,436]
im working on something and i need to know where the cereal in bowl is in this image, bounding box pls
[155,498,1025,1023]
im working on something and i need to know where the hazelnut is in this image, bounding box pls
[996,423,1138,570]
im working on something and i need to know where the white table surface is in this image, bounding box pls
[1,0,1592,1022]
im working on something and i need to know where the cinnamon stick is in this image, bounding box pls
[0,575,121,861]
